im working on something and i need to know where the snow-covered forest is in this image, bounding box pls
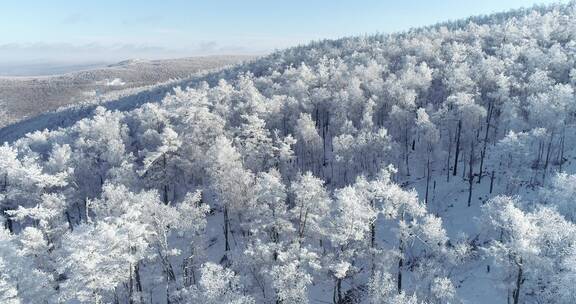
[3,3,576,303]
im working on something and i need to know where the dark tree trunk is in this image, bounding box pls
[490,170,495,194]
[165,261,176,282]
[478,101,493,183]
[65,211,74,231]
[135,261,143,295]
[513,260,523,304]
[397,238,404,293]
[75,202,82,225]
[453,120,462,176]
[542,133,554,183]
[166,284,171,304]
[447,129,452,183]
[405,121,411,176]
[370,222,375,249]
[425,150,431,205]
[129,262,143,304]
[333,278,343,304]
[468,141,474,207]
[84,198,89,223]
[5,213,13,233]
[370,200,376,274]
[163,184,169,205]
[558,127,565,171]
[163,154,169,205]
[224,205,230,252]
[129,263,134,304]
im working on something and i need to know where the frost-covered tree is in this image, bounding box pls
[236,114,274,172]
[0,225,55,304]
[290,171,331,244]
[58,221,138,303]
[73,107,130,197]
[540,172,576,221]
[0,143,71,229]
[177,191,211,286]
[206,136,254,257]
[415,108,439,205]
[333,126,392,184]
[482,195,576,304]
[294,113,323,175]
[267,244,318,304]
[368,270,422,304]
[246,169,293,243]
[178,263,255,304]
[139,125,182,204]
[491,128,548,192]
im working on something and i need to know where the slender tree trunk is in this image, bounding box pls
[166,261,176,282]
[447,129,452,183]
[405,121,410,176]
[84,197,89,223]
[333,277,343,304]
[542,133,554,183]
[535,141,543,168]
[425,149,432,205]
[478,102,493,183]
[183,255,194,286]
[490,170,495,194]
[224,205,230,252]
[468,141,474,207]
[513,259,523,304]
[65,211,73,231]
[0,176,7,230]
[370,222,375,249]
[0,173,6,193]
[135,261,143,300]
[162,154,169,205]
[163,184,169,205]
[298,209,309,247]
[558,128,565,171]
[397,238,403,293]
[333,281,337,304]
[337,278,342,303]
[398,212,404,294]
[453,120,462,176]
[370,200,376,274]
[462,151,467,180]
[166,283,171,304]
[76,202,82,224]
[129,263,134,304]
[163,251,176,304]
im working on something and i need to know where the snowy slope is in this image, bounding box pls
[0,55,255,128]
[0,56,257,142]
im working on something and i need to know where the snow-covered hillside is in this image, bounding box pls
[0,55,254,128]
[2,3,576,304]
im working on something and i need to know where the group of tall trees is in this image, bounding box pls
[2,2,576,303]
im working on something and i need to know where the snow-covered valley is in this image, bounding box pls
[0,55,254,128]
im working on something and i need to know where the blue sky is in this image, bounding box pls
[0,0,569,64]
